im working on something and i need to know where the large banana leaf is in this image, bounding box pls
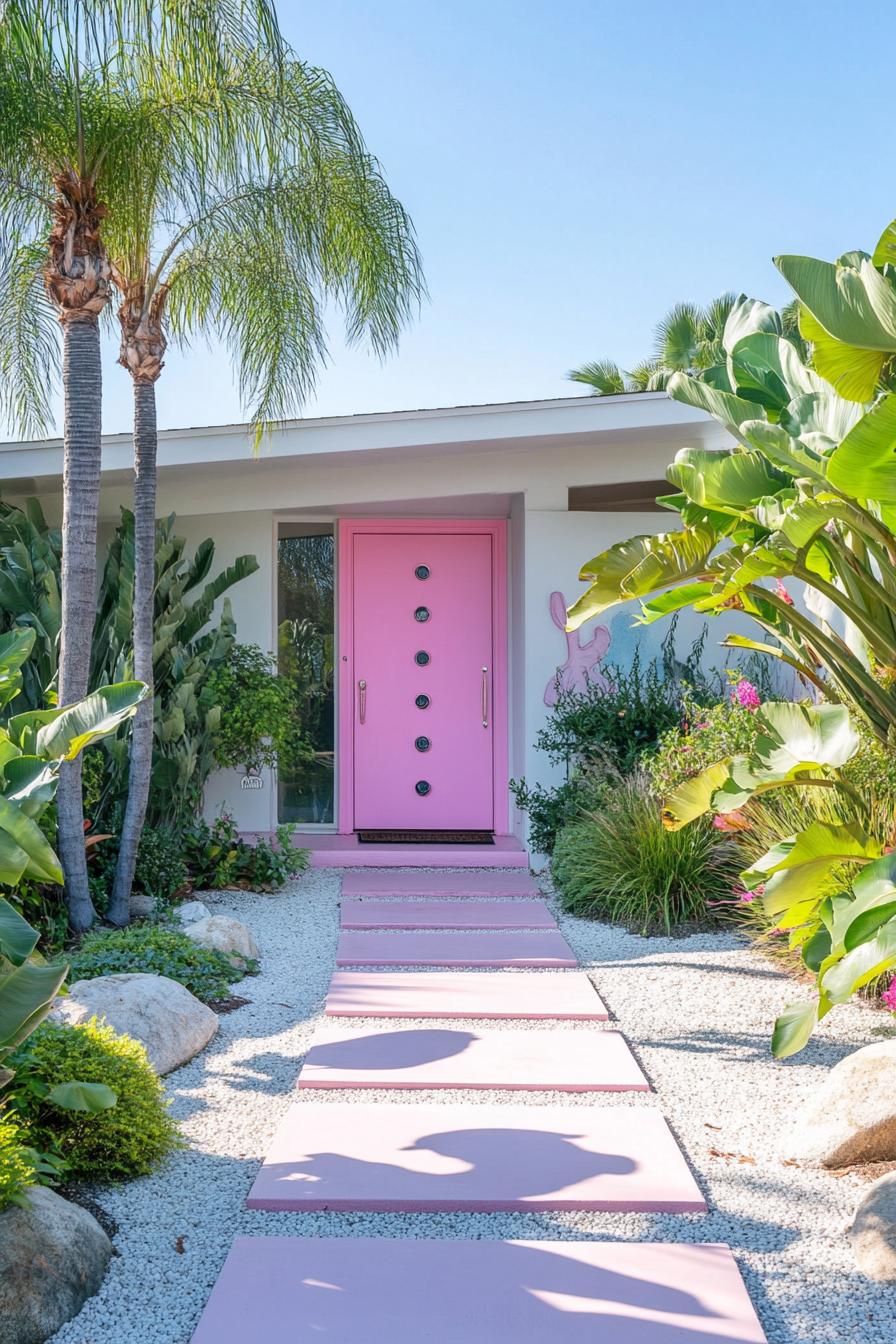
[32,681,147,761]
[798,306,884,403]
[750,702,860,774]
[666,370,767,442]
[775,252,896,350]
[668,446,789,511]
[567,528,715,630]
[0,956,68,1051]
[0,897,39,964]
[825,393,896,502]
[822,919,896,1003]
[0,628,36,712]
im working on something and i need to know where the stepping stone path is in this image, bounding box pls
[336,928,577,966]
[340,896,557,928]
[296,1024,649,1091]
[193,867,768,1341]
[325,969,609,1018]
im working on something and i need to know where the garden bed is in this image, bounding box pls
[47,870,895,1344]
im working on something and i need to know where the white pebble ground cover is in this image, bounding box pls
[51,868,896,1344]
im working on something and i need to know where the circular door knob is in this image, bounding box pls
[415,780,431,796]
[414,650,430,666]
[415,736,431,752]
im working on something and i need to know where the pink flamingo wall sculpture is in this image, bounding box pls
[544,590,611,706]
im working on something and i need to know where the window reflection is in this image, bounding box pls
[277,524,335,824]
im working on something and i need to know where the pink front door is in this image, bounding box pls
[351,529,496,830]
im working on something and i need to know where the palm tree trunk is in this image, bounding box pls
[56,316,102,932]
[107,379,157,924]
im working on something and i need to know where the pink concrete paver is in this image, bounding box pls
[340,897,556,929]
[297,1024,648,1091]
[336,929,577,967]
[324,970,609,1019]
[191,1238,766,1343]
[245,1101,706,1212]
[341,870,539,898]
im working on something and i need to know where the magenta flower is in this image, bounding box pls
[774,578,794,606]
[881,978,896,1013]
[731,679,761,711]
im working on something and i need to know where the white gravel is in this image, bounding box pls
[49,868,896,1344]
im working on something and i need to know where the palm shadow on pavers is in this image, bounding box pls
[335,929,577,967]
[341,870,539,898]
[295,1025,650,1091]
[191,1237,767,1343]
[324,970,610,1019]
[339,898,557,929]
[244,1102,706,1212]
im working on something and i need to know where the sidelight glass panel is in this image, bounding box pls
[277,523,335,824]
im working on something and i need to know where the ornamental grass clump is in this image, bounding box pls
[8,1021,181,1183]
[552,772,741,933]
[71,926,252,1003]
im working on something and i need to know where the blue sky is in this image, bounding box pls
[55,0,896,433]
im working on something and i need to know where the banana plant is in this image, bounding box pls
[663,702,896,1057]
[567,229,896,746]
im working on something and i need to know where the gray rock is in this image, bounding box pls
[52,972,218,1074]
[129,893,156,919]
[183,914,259,965]
[849,1172,896,1279]
[0,1186,112,1344]
[176,899,212,925]
[785,1041,896,1167]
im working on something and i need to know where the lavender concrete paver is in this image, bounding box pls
[336,929,577,967]
[341,870,538,898]
[245,1101,706,1212]
[191,1238,766,1343]
[324,970,609,1019]
[297,1024,648,1091]
[340,897,556,929]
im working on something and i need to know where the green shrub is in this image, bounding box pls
[70,926,251,1002]
[644,690,767,798]
[207,643,313,774]
[0,1111,36,1209]
[552,772,741,932]
[181,813,307,891]
[510,770,609,856]
[7,1021,181,1182]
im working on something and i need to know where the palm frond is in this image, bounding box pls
[652,301,703,371]
[567,359,627,396]
[0,239,60,437]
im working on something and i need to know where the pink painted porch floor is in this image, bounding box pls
[296,1024,648,1091]
[340,869,538,897]
[324,970,609,1019]
[191,1238,767,1344]
[336,929,577,968]
[340,897,556,929]
[244,1102,706,1212]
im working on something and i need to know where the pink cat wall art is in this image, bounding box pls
[544,590,611,706]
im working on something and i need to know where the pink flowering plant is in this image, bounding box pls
[645,688,767,800]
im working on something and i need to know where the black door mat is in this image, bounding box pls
[356,831,495,845]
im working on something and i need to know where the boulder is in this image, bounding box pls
[0,1186,112,1344]
[183,914,259,965]
[785,1041,896,1167]
[849,1172,896,1280]
[129,893,156,919]
[176,899,211,925]
[52,973,218,1074]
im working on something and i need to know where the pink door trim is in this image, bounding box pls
[337,519,509,836]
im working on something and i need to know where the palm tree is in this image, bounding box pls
[0,1,283,929]
[100,55,423,923]
[569,293,807,396]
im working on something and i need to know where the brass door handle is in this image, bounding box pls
[359,679,367,725]
[481,666,488,728]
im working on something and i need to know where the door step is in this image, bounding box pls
[357,830,494,845]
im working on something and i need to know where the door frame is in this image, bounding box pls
[336,518,509,836]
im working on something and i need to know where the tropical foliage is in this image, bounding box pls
[568,293,805,396]
[566,217,896,1052]
[70,925,253,1003]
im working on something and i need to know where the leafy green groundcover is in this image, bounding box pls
[7,1020,181,1183]
[0,1110,36,1209]
[70,926,253,1003]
